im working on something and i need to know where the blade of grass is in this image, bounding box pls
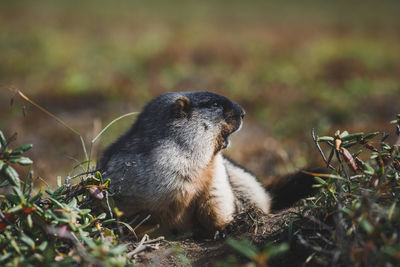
[17,90,89,161]
[91,112,138,144]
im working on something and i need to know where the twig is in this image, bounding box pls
[127,234,149,258]
[133,214,151,232]
[303,215,333,233]
[296,233,336,255]
[105,191,113,219]
[143,236,165,244]
[127,215,140,226]
[64,169,99,184]
[312,128,335,170]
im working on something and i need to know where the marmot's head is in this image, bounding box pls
[136,91,245,154]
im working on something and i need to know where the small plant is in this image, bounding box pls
[218,238,288,267]
[292,114,400,266]
[0,130,132,266]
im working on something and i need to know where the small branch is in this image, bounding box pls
[105,191,113,219]
[296,233,336,255]
[64,169,99,185]
[133,214,151,233]
[127,234,149,258]
[312,128,335,170]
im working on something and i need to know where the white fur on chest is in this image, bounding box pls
[207,154,236,224]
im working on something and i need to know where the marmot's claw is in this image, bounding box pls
[213,230,225,240]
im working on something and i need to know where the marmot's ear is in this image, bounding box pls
[171,96,192,118]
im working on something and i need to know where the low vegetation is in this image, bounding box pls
[284,115,400,266]
[0,130,132,266]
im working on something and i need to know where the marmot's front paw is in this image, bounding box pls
[213,224,234,240]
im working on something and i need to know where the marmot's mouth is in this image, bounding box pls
[215,118,243,153]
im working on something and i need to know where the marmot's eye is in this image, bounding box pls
[212,102,220,108]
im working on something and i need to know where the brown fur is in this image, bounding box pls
[171,96,192,118]
[157,156,217,231]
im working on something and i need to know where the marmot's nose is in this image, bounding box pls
[234,103,245,119]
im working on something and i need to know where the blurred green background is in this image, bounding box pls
[1,0,399,185]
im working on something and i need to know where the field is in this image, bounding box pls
[0,0,400,266]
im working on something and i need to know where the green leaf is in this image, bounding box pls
[314,176,327,185]
[363,132,379,140]
[0,160,4,170]
[12,186,26,203]
[359,218,374,234]
[353,149,362,157]
[339,131,349,138]
[341,132,363,141]
[48,197,64,209]
[7,204,22,213]
[10,144,33,155]
[67,198,77,208]
[32,253,44,262]
[342,140,358,148]
[1,165,20,187]
[363,162,375,175]
[5,193,20,205]
[226,238,257,260]
[97,213,106,220]
[79,228,96,249]
[37,241,48,251]
[317,136,334,142]
[79,209,91,215]
[20,234,35,249]
[341,207,352,215]
[52,185,65,197]
[312,184,324,188]
[27,214,33,229]
[45,189,54,195]
[29,191,42,203]
[15,157,33,166]
[102,219,117,224]
[0,253,12,262]
[388,202,396,221]
[0,179,10,188]
[0,130,6,148]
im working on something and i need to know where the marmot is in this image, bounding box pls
[100,91,316,235]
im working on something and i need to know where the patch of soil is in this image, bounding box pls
[129,207,311,266]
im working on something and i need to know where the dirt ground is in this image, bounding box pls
[128,207,310,266]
